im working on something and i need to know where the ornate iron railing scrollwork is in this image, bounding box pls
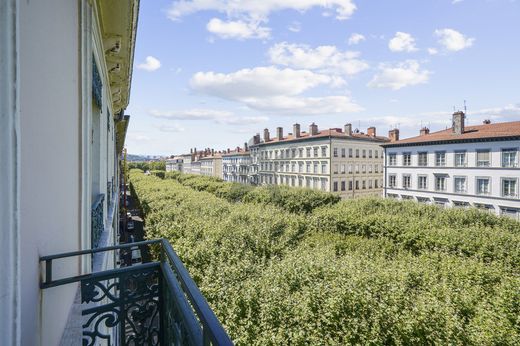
[91,194,105,249]
[40,239,233,346]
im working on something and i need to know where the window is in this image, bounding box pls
[299,162,303,173]
[362,180,366,189]
[291,149,296,158]
[341,180,346,191]
[418,152,428,166]
[341,148,346,158]
[355,164,359,173]
[453,201,469,209]
[299,148,303,157]
[323,164,329,174]
[355,180,360,190]
[375,165,379,173]
[291,163,295,172]
[349,180,353,190]
[500,207,520,221]
[502,178,517,198]
[502,149,518,168]
[368,179,373,189]
[333,181,338,192]
[321,179,327,191]
[313,147,318,157]
[477,150,491,167]
[348,164,353,174]
[388,153,397,166]
[454,151,466,167]
[313,163,318,173]
[435,175,447,191]
[435,151,446,166]
[362,149,366,158]
[375,150,379,159]
[417,197,430,204]
[388,174,397,188]
[402,152,411,166]
[374,179,379,189]
[356,149,359,158]
[349,148,353,158]
[361,165,366,173]
[306,148,311,157]
[341,164,345,174]
[322,147,327,157]
[402,175,411,189]
[369,150,373,158]
[368,164,372,173]
[476,178,490,195]
[333,148,338,157]
[454,176,467,193]
[306,162,311,173]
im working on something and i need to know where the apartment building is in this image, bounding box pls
[250,123,389,197]
[200,154,223,178]
[222,145,252,184]
[166,156,183,172]
[382,112,520,220]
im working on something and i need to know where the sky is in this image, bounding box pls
[125,0,520,156]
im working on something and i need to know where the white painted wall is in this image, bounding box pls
[19,1,81,345]
[384,140,520,218]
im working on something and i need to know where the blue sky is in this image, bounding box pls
[126,0,520,155]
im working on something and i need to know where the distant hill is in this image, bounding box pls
[126,154,166,162]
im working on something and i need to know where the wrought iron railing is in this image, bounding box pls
[40,239,233,346]
[91,194,105,249]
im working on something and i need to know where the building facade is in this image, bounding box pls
[382,112,520,220]
[250,123,388,197]
[222,149,252,184]
[166,156,183,172]
[200,154,223,178]
[0,0,138,344]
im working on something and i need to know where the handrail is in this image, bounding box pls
[161,239,233,346]
[39,238,233,345]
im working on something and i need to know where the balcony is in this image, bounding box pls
[40,239,233,346]
[91,194,105,249]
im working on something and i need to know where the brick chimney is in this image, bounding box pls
[389,128,400,142]
[452,111,465,135]
[263,128,270,142]
[293,123,301,138]
[227,148,230,153]
[276,127,283,140]
[211,149,215,155]
[420,127,430,136]
[244,142,248,151]
[309,123,318,136]
[253,134,260,144]
[344,123,352,136]
[367,127,376,137]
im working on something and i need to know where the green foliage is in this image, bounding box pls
[129,170,520,345]
[150,170,165,179]
[165,171,340,213]
[128,160,166,172]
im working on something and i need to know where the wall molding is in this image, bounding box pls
[0,0,21,344]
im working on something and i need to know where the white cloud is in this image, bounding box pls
[388,32,418,52]
[167,0,357,21]
[245,95,363,115]
[137,56,161,71]
[159,124,186,133]
[288,21,301,33]
[268,42,369,76]
[149,108,269,125]
[348,33,365,45]
[435,28,474,51]
[427,47,438,55]
[368,60,431,90]
[206,18,270,40]
[189,66,362,114]
[190,66,339,99]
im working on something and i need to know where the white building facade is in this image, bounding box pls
[166,156,183,172]
[251,123,388,197]
[222,151,252,184]
[0,1,137,344]
[200,155,223,178]
[382,113,520,220]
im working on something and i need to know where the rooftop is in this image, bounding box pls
[258,128,389,146]
[383,120,520,147]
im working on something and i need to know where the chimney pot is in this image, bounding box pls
[344,123,352,136]
[263,128,270,142]
[452,111,465,135]
[389,128,400,142]
[293,123,301,138]
[420,127,430,136]
[244,142,248,151]
[309,123,318,136]
[483,119,491,124]
[276,127,283,140]
[367,126,376,137]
